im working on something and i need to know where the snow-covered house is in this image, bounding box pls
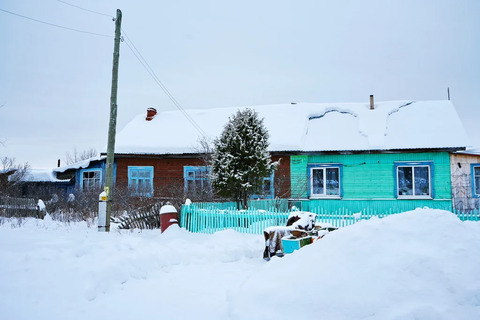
[12,169,72,201]
[52,156,107,195]
[109,98,470,213]
[111,106,293,201]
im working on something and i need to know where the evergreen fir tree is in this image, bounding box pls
[210,108,278,209]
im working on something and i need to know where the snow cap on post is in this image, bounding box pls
[160,205,177,215]
[160,204,178,233]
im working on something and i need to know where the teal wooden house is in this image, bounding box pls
[286,98,470,213]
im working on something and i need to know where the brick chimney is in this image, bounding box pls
[146,107,157,121]
[369,95,375,110]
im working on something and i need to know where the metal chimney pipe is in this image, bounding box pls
[369,95,374,110]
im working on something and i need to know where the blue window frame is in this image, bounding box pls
[80,169,102,192]
[471,164,480,198]
[307,164,343,198]
[394,161,434,199]
[251,172,275,199]
[128,166,154,197]
[184,166,211,196]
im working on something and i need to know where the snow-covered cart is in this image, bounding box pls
[263,211,337,260]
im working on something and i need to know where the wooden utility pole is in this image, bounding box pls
[101,9,122,232]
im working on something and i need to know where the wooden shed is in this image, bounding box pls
[450,149,480,212]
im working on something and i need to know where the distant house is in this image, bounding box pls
[106,98,471,213]
[0,168,71,202]
[0,156,109,210]
[53,156,107,194]
[20,169,72,201]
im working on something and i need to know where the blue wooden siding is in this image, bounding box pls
[74,160,110,191]
[290,152,452,212]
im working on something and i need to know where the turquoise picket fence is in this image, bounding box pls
[180,205,290,234]
[308,206,397,228]
[180,202,480,234]
[187,199,290,211]
[180,204,399,234]
[454,208,480,221]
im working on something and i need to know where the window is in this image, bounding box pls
[308,164,342,198]
[395,162,433,199]
[251,173,275,199]
[472,164,480,198]
[80,169,102,191]
[128,166,154,197]
[184,166,211,197]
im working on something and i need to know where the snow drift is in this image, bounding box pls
[0,208,479,320]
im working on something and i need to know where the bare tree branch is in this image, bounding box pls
[64,148,98,165]
[0,157,31,196]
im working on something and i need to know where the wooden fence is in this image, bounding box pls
[188,199,290,211]
[454,208,480,222]
[180,203,480,234]
[0,197,43,219]
[180,206,290,234]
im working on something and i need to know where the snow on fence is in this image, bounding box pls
[180,205,393,234]
[0,197,42,219]
[180,205,290,234]
[180,203,480,234]
[308,206,394,228]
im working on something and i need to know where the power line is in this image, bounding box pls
[55,0,113,19]
[0,7,112,38]
[121,29,208,137]
[123,39,207,137]
[53,1,207,137]
[5,0,207,137]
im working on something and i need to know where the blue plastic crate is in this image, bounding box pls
[282,236,312,254]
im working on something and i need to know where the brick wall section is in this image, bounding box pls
[116,154,291,199]
[272,154,291,198]
[116,157,205,198]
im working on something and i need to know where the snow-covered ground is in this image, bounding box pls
[1,208,480,320]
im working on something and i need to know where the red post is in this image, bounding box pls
[160,204,178,233]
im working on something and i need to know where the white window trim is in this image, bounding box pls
[395,162,433,199]
[396,195,433,200]
[80,168,102,191]
[308,164,342,199]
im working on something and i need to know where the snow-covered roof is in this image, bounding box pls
[53,156,106,173]
[115,100,470,154]
[455,147,480,156]
[22,169,70,183]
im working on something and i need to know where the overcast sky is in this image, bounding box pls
[1,0,479,168]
